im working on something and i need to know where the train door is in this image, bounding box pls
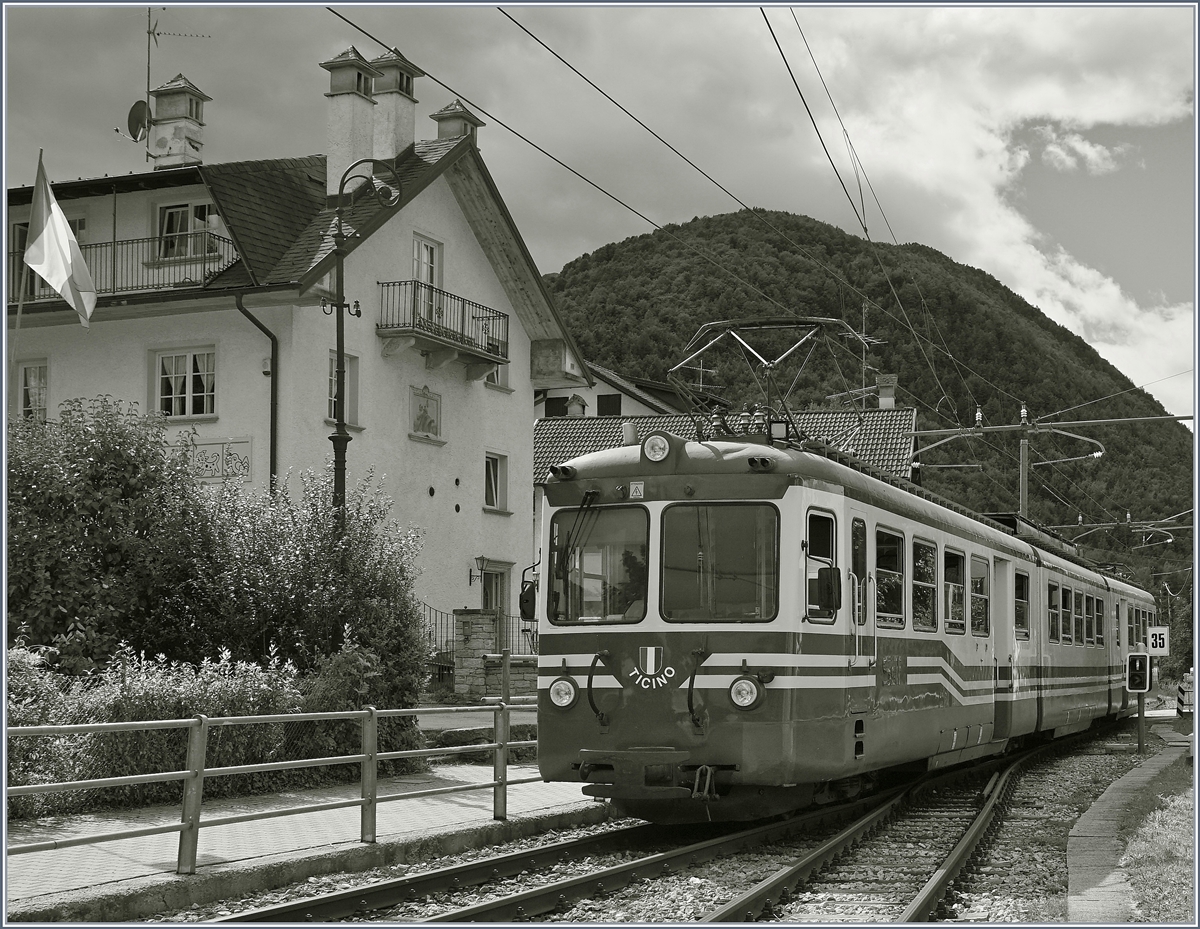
[847,512,875,714]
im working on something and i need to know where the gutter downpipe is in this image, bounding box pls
[234,293,278,489]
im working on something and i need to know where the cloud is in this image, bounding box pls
[1035,126,1133,174]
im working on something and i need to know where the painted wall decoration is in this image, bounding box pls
[189,436,252,483]
[411,385,441,438]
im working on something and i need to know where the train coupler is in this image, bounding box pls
[691,764,719,801]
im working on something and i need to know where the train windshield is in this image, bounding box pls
[661,503,779,622]
[548,505,649,623]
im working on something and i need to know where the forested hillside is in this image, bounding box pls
[545,209,1192,586]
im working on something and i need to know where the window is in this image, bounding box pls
[188,97,203,121]
[485,363,508,388]
[1073,590,1085,645]
[484,453,508,511]
[970,556,990,636]
[875,529,904,629]
[1061,586,1073,644]
[1096,597,1105,647]
[549,506,648,624]
[12,220,85,297]
[159,203,218,258]
[945,550,966,635]
[805,511,837,622]
[851,518,867,627]
[543,396,568,417]
[157,349,215,416]
[327,351,359,425]
[662,503,778,622]
[482,568,506,614]
[412,235,442,320]
[913,539,937,632]
[1084,595,1095,645]
[17,361,48,421]
[1127,604,1135,647]
[597,394,622,416]
[1048,583,1060,642]
[399,72,413,96]
[1014,572,1030,640]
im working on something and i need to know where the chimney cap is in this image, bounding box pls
[430,98,486,129]
[320,46,383,78]
[150,73,211,102]
[370,47,426,78]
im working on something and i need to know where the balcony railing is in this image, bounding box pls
[378,280,509,361]
[7,232,238,305]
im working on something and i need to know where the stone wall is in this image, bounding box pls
[453,609,537,699]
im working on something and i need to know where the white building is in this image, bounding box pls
[6,47,589,622]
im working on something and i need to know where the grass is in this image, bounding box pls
[1119,713,1195,923]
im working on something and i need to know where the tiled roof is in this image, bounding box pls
[586,362,680,413]
[533,408,917,484]
[201,156,327,286]
[268,138,464,285]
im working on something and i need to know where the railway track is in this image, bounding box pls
[217,736,1096,923]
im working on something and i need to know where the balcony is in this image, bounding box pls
[378,280,509,370]
[7,232,239,306]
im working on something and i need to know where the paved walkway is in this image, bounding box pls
[1067,710,1193,923]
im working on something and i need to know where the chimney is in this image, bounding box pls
[566,394,588,417]
[320,47,381,198]
[370,49,424,161]
[149,74,210,169]
[429,99,485,144]
[877,374,898,410]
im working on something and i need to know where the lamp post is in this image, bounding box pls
[325,158,402,529]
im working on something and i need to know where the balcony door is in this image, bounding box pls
[412,235,442,324]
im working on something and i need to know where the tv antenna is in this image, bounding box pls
[112,8,210,162]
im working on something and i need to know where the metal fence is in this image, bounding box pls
[8,233,238,304]
[422,602,457,681]
[378,280,509,360]
[6,695,536,876]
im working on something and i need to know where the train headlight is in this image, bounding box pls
[643,434,670,462]
[549,676,579,709]
[729,675,765,709]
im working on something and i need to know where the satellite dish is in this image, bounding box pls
[126,100,150,142]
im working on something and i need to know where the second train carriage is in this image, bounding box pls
[530,423,1157,823]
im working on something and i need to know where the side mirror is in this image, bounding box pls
[519,580,537,621]
[816,565,842,613]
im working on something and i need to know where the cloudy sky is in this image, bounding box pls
[5,3,1196,419]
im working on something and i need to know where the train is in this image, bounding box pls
[527,415,1158,823]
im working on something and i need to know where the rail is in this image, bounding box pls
[5,654,536,876]
[8,232,238,303]
[378,280,509,360]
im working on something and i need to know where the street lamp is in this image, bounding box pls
[326,158,402,528]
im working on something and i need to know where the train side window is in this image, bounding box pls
[874,528,905,629]
[1073,590,1085,645]
[1084,596,1095,645]
[944,549,966,635]
[1142,610,1150,645]
[1014,572,1030,640]
[805,511,838,622]
[1096,597,1105,647]
[912,539,937,632]
[851,518,867,627]
[1047,583,1060,642]
[970,556,990,636]
[1113,601,1120,647]
[1061,586,1073,644]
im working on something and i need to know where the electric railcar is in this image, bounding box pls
[530,422,1158,823]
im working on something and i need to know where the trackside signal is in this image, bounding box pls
[1126,653,1151,693]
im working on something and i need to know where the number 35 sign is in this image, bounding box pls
[1146,626,1170,656]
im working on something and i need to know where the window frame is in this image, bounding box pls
[1073,590,1085,645]
[1014,571,1030,640]
[1048,582,1060,643]
[17,359,49,421]
[155,347,216,418]
[484,452,509,513]
[944,548,966,636]
[874,526,905,630]
[1096,597,1105,647]
[851,517,867,628]
[326,350,360,426]
[157,201,219,259]
[660,501,780,624]
[970,555,990,637]
[1084,594,1095,645]
[912,538,938,633]
[548,504,649,625]
[1061,585,1074,644]
[804,508,838,623]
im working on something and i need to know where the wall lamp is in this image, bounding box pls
[468,555,489,585]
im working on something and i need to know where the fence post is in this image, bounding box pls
[360,706,378,843]
[177,714,209,875]
[493,649,511,820]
